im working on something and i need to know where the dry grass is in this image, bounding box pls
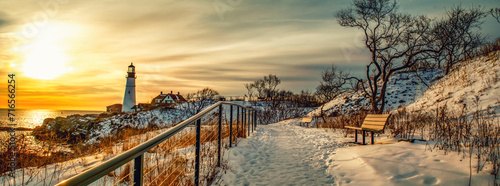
[0,133,88,185]
[1,110,250,185]
[139,117,246,186]
[1,134,72,174]
[313,108,368,137]
[390,102,500,185]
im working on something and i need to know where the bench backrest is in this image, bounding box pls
[361,114,391,132]
[301,117,313,123]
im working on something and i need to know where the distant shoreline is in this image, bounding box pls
[0,126,33,131]
[0,108,104,112]
[0,109,104,129]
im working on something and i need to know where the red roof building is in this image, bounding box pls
[106,104,122,113]
[152,91,187,105]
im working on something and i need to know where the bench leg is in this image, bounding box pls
[371,131,374,145]
[362,130,366,145]
[354,129,358,143]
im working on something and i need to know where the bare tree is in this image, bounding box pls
[432,6,487,74]
[245,74,281,100]
[298,90,320,107]
[316,64,351,102]
[263,74,281,99]
[337,0,435,113]
[244,83,256,101]
[276,90,294,100]
[186,87,219,114]
[491,8,500,23]
[253,79,266,98]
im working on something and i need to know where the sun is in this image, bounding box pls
[21,23,72,80]
[23,43,69,80]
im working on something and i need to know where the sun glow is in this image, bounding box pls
[21,22,72,80]
[23,43,69,80]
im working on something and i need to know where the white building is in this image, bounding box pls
[122,63,136,112]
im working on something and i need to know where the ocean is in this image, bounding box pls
[0,109,103,129]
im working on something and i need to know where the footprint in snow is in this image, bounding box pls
[344,178,352,184]
[422,176,438,185]
[391,170,419,182]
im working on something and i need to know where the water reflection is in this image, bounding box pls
[0,109,102,129]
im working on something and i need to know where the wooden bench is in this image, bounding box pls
[300,117,313,127]
[345,114,391,145]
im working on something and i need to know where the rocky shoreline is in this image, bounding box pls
[32,113,117,144]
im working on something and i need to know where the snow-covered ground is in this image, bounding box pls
[218,119,494,185]
[332,140,492,186]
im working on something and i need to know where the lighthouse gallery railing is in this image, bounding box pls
[56,101,257,186]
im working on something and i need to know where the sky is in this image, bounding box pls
[0,0,499,111]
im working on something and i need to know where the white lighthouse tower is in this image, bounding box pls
[122,63,136,112]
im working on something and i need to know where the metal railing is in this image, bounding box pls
[56,101,257,186]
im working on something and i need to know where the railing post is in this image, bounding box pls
[133,155,143,186]
[195,119,201,186]
[247,109,250,137]
[254,111,257,129]
[249,110,252,133]
[229,105,233,147]
[243,108,246,136]
[251,111,254,133]
[252,111,255,132]
[218,104,222,167]
[252,110,257,130]
[242,108,245,137]
[236,107,240,139]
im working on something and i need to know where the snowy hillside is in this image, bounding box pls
[406,52,500,115]
[87,103,196,144]
[308,69,443,116]
[88,100,245,144]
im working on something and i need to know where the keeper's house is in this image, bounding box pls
[152,91,187,106]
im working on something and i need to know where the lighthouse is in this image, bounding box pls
[122,63,136,112]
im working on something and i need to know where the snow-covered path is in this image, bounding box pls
[219,119,344,185]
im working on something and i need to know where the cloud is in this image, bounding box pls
[0,0,499,110]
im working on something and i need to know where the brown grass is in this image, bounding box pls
[1,111,250,185]
[0,134,73,175]
[389,102,500,185]
[313,108,369,138]
[140,118,247,185]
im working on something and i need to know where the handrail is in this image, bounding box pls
[56,101,255,186]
